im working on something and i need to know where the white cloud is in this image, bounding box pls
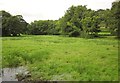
[0,0,116,23]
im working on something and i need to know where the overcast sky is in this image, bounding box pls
[0,0,115,23]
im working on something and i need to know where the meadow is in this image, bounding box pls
[2,35,118,81]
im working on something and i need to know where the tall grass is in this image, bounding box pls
[2,35,118,81]
[0,37,2,69]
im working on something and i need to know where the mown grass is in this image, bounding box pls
[2,35,118,81]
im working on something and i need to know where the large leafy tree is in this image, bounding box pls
[58,5,100,37]
[1,10,28,36]
[6,15,27,36]
[81,15,100,37]
[58,5,87,36]
[0,12,2,36]
[1,10,12,36]
[111,0,120,37]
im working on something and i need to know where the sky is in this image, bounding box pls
[0,0,116,23]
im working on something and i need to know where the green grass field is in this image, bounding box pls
[2,35,118,81]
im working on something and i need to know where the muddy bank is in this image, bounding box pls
[1,66,31,82]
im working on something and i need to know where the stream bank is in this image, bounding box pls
[1,66,31,82]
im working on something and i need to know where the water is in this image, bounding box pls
[0,66,29,82]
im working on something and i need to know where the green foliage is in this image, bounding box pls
[111,1,120,37]
[1,10,28,36]
[69,30,80,37]
[2,3,119,38]
[1,2,119,38]
[81,16,100,37]
[97,1,120,37]
[58,5,101,38]
[27,20,59,35]
[55,3,118,38]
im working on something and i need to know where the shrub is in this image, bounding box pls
[69,30,80,37]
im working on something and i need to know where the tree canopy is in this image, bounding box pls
[1,1,119,38]
[1,10,28,36]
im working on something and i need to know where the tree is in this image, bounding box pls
[1,10,12,36]
[58,5,100,38]
[28,20,59,35]
[81,15,100,38]
[58,5,88,36]
[6,15,27,36]
[111,1,120,37]
[0,12,2,36]
[1,10,28,36]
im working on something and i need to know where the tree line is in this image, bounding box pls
[1,0,120,38]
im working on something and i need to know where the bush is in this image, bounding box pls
[69,30,80,37]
